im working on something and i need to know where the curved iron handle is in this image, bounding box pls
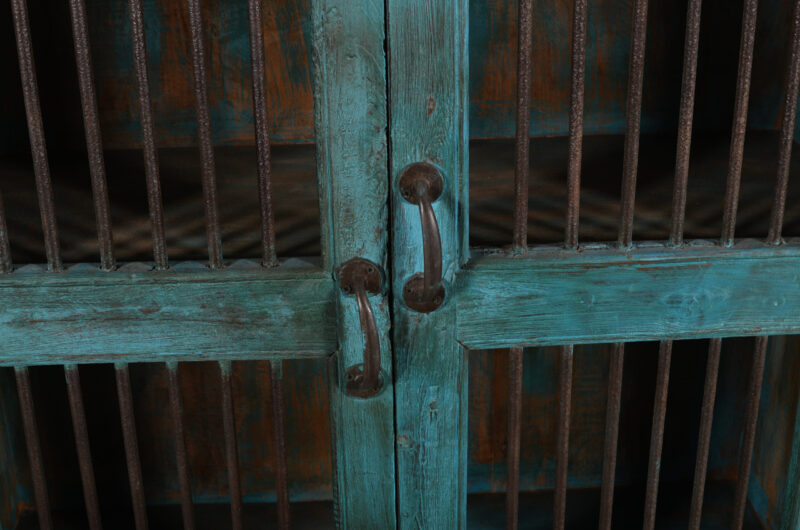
[399,162,445,313]
[339,258,382,398]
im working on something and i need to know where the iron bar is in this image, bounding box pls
[722,0,759,247]
[506,348,523,530]
[0,195,11,273]
[269,361,290,530]
[598,343,624,530]
[15,367,53,530]
[10,0,61,271]
[670,0,703,246]
[186,0,222,268]
[513,0,533,250]
[65,365,102,530]
[768,0,800,245]
[618,0,650,248]
[554,345,573,530]
[220,361,243,530]
[115,363,149,530]
[167,362,195,530]
[128,0,167,269]
[687,338,722,530]
[247,0,277,267]
[643,340,672,530]
[731,336,768,530]
[565,0,587,249]
[68,0,114,270]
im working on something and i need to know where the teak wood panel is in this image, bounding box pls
[456,241,800,349]
[313,0,396,526]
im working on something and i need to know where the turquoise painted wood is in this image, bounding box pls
[456,240,800,349]
[0,259,336,366]
[313,0,396,526]
[388,0,470,527]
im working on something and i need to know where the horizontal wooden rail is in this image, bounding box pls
[0,259,336,366]
[456,239,800,349]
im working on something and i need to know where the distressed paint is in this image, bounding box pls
[457,240,800,349]
[312,0,396,526]
[0,259,336,366]
[388,0,470,527]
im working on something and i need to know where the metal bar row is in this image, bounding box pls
[3,0,278,270]
[512,0,795,250]
[11,361,291,528]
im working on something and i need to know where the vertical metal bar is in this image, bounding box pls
[731,336,768,530]
[618,0,649,248]
[269,361,290,530]
[128,0,167,269]
[565,0,587,249]
[65,365,102,530]
[15,367,53,530]
[513,0,533,251]
[115,363,149,530]
[643,340,672,530]
[247,0,277,267]
[186,0,222,268]
[768,0,800,245]
[506,348,523,530]
[554,345,573,530]
[687,338,722,530]
[0,194,12,273]
[166,362,195,530]
[598,343,624,530]
[10,0,61,271]
[219,361,243,530]
[721,0,759,247]
[670,0,703,247]
[68,0,114,270]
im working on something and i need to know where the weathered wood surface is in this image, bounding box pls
[312,0,396,526]
[0,259,336,366]
[457,240,800,349]
[388,0,470,527]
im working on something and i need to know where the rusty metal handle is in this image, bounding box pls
[339,258,383,398]
[399,163,445,313]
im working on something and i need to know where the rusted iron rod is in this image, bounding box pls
[220,361,243,530]
[722,0,759,247]
[269,361,290,530]
[247,0,277,267]
[506,348,523,530]
[186,0,223,268]
[115,363,149,530]
[513,0,533,251]
[598,343,624,530]
[670,0,703,246]
[128,0,167,269]
[0,195,11,273]
[565,0,587,249]
[65,365,102,530]
[618,0,650,248]
[167,362,195,530]
[554,345,573,530]
[10,0,61,271]
[15,367,53,530]
[68,0,114,270]
[768,0,800,245]
[643,340,672,530]
[731,336,768,530]
[688,338,722,530]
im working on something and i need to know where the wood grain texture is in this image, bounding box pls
[0,259,336,366]
[312,0,395,526]
[388,0,469,527]
[457,240,800,349]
